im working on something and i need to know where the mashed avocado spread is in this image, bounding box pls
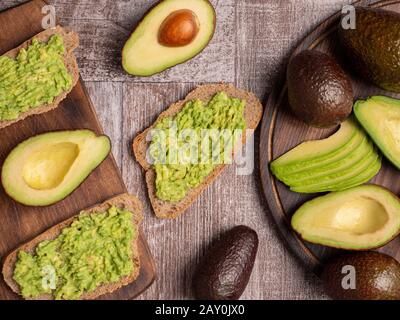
[150,92,246,202]
[0,34,72,121]
[13,206,134,300]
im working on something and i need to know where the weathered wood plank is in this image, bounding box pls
[85,82,123,168]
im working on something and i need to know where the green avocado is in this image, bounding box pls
[290,150,381,193]
[339,7,400,92]
[270,117,381,193]
[149,92,245,202]
[354,95,400,170]
[330,155,382,191]
[291,185,400,250]
[122,0,216,76]
[271,118,360,177]
[279,135,370,185]
[0,34,72,120]
[1,130,111,206]
[13,206,135,300]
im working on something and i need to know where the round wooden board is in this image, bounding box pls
[260,0,400,274]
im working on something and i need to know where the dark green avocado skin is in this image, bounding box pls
[287,50,353,128]
[193,226,258,300]
[339,7,400,92]
[321,252,400,300]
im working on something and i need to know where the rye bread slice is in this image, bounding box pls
[2,193,143,300]
[0,25,79,129]
[133,83,263,219]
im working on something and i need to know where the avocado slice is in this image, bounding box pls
[329,154,382,191]
[355,95,400,170]
[339,7,400,93]
[1,130,111,206]
[271,118,360,177]
[122,0,216,76]
[280,136,370,185]
[290,150,381,193]
[291,185,400,250]
[293,153,381,193]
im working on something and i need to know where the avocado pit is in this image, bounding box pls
[22,142,79,190]
[158,9,200,47]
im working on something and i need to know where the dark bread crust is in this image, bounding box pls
[0,25,79,129]
[133,83,263,219]
[2,193,143,300]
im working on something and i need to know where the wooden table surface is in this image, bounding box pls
[0,0,355,300]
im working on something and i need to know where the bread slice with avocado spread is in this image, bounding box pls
[133,83,263,219]
[0,25,79,129]
[2,194,143,300]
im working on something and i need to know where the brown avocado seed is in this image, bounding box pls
[158,9,200,47]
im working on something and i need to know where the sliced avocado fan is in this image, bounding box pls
[280,135,369,185]
[270,118,359,177]
[270,118,381,193]
[291,185,400,250]
[1,130,111,206]
[355,95,400,170]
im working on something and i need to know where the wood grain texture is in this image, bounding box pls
[0,0,155,300]
[0,0,368,300]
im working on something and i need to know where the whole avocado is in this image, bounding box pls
[193,225,258,300]
[321,252,400,300]
[287,50,353,128]
[339,7,400,92]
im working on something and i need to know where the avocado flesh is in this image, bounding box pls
[293,154,381,193]
[271,118,359,177]
[122,0,215,76]
[1,130,111,206]
[339,7,400,92]
[329,155,382,191]
[290,150,381,193]
[280,135,370,185]
[355,95,400,170]
[291,185,400,249]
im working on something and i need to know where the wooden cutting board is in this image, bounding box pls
[0,0,155,300]
[260,0,400,274]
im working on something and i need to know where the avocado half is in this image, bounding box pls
[122,0,216,76]
[291,185,400,250]
[1,130,111,206]
[355,96,400,170]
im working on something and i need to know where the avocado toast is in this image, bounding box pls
[2,194,143,300]
[0,25,79,129]
[133,83,263,219]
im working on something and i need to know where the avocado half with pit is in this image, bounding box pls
[122,0,216,76]
[1,130,111,206]
[292,185,400,250]
[355,96,400,170]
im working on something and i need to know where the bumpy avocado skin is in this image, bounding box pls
[339,7,400,92]
[287,50,353,128]
[193,226,258,300]
[321,252,400,300]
